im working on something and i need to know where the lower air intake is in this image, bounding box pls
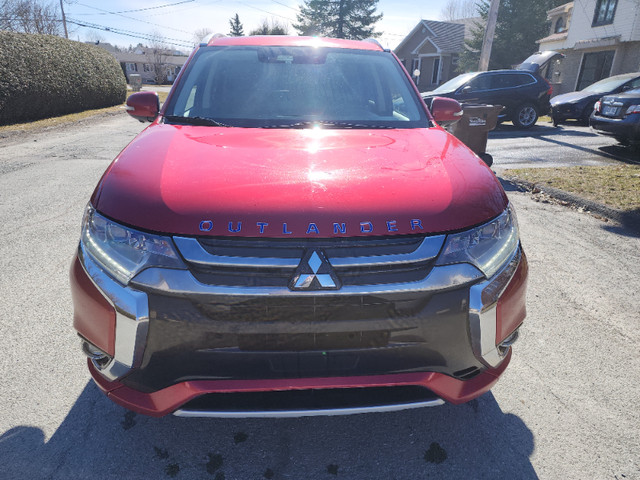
[174,385,444,417]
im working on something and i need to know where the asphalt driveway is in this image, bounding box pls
[0,113,638,479]
[488,121,639,170]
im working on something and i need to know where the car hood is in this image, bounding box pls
[93,124,508,237]
[551,91,597,106]
[422,90,456,98]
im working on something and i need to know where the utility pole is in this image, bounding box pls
[478,0,500,71]
[60,0,68,39]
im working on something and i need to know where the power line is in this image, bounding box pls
[66,17,194,47]
[73,2,193,35]
[269,0,298,12]
[142,0,224,18]
[72,0,195,16]
[236,0,296,22]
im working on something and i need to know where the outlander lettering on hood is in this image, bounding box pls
[70,35,528,418]
[198,219,426,235]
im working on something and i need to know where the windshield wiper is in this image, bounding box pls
[261,121,394,129]
[163,115,228,127]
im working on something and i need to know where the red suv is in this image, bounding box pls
[70,36,528,418]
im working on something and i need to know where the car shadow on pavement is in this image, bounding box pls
[0,381,537,480]
[598,144,640,165]
[491,122,598,138]
[525,134,636,164]
[600,208,640,238]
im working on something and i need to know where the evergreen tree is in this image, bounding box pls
[229,13,244,36]
[458,0,565,72]
[294,0,383,40]
[249,19,289,35]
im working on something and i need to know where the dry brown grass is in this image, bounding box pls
[0,105,125,135]
[0,89,170,135]
[503,165,640,212]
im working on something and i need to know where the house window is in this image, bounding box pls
[576,50,614,90]
[554,17,565,33]
[143,64,154,72]
[126,63,137,72]
[432,58,440,85]
[592,0,617,26]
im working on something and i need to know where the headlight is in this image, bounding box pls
[81,205,184,285]
[435,204,519,278]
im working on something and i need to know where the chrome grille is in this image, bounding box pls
[173,235,446,288]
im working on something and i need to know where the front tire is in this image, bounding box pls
[513,103,538,129]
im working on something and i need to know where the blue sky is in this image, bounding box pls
[63,0,452,51]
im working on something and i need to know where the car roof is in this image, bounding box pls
[604,86,640,98]
[601,72,640,81]
[476,70,534,75]
[207,35,384,51]
[459,70,536,77]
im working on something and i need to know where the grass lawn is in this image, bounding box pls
[0,88,170,135]
[503,165,640,212]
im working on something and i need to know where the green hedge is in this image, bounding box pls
[0,31,127,125]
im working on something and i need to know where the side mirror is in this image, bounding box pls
[430,97,463,126]
[126,91,160,123]
[461,85,473,94]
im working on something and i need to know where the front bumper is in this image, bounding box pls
[551,104,582,122]
[71,238,527,417]
[88,350,512,417]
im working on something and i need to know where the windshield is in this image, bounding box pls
[582,76,633,93]
[429,72,477,94]
[164,46,429,128]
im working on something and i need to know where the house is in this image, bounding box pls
[117,50,187,84]
[90,42,188,84]
[537,0,640,95]
[394,20,471,91]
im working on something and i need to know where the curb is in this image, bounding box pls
[499,176,640,235]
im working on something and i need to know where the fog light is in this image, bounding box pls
[81,339,112,369]
[497,328,519,356]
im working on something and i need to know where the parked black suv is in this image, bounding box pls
[422,52,562,129]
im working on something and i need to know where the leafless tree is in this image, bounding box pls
[1,0,61,35]
[192,27,213,45]
[85,29,105,44]
[440,0,478,21]
[148,31,169,84]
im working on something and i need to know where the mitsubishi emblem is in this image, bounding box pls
[290,250,340,290]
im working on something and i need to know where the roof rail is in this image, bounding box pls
[363,38,384,49]
[200,33,226,46]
